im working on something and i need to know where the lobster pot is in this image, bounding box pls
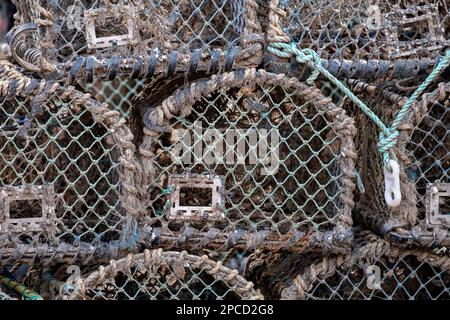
[66,249,263,300]
[0,69,136,250]
[340,79,450,247]
[245,233,450,300]
[268,0,449,61]
[404,81,449,224]
[10,0,262,80]
[288,248,450,300]
[136,68,356,252]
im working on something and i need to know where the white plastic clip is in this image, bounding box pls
[384,159,401,207]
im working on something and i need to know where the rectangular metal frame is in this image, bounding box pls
[426,182,450,226]
[0,185,57,233]
[167,174,225,222]
[384,4,449,58]
[84,5,139,50]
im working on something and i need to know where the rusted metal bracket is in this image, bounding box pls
[426,182,450,226]
[85,5,139,50]
[166,174,225,222]
[0,185,57,234]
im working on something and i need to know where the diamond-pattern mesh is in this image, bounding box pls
[405,85,449,219]
[11,0,261,78]
[153,87,343,231]
[306,254,450,300]
[0,91,122,245]
[137,70,355,252]
[83,77,145,118]
[277,0,450,61]
[83,267,245,300]
[67,250,262,300]
[332,79,450,242]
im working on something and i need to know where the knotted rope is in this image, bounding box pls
[268,35,450,207]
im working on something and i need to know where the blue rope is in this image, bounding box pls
[119,217,138,249]
[268,41,450,169]
[354,170,365,194]
[25,294,43,300]
[161,185,175,195]
[381,50,450,166]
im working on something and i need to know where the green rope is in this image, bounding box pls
[354,170,365,194]
[119,217,138,249]
[161,185,175,195]
[380,49,450,166]
[268,42,450,168]
[0,275,44,300]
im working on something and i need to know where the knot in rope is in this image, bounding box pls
[268,42,321,84]
[378,128,400,167]
[268,33,450,208]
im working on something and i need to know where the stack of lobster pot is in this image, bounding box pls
[0,0,448,300]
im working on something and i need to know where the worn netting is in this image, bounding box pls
[0,288,14,300]
[404,81,449,221]
[0,258,109,300]
[337,77,450,248]
[9,0,263,80]
[262,0,448,87]
[245,231,450,300]
[271,0,449,61]
[65,249,263,300]
[0,62,143,261]
[83,77,145,118]
[134,68,356,254]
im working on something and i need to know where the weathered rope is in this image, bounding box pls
[66,249,263,300]
[0,242,121,266]
[268,43,450,167]
[0,289,14,300]
[0,275,44,300]
[279,232,450,299]
[138,68,356,253]
[267,0,450,207]
[383,50,450,164]
[0,60,146,255]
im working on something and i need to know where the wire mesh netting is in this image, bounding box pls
[9,0,263,80]
[262,0,449,88]
[134,68,356,253]
[0,288,14,300]
[83,77,145,118]
[245,231,450,300]
[272,0,450,61]
[0,0,449,301]
[0,63,144,256]
[66,249,263,300]
[338,77,450,248]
